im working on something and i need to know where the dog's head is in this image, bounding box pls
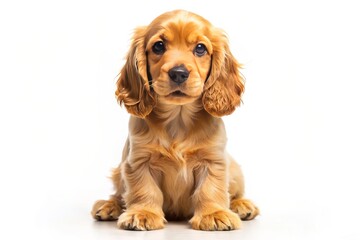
[116,10,244,118]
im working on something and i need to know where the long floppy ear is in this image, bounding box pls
[202,29,245,117]
[115,27,155,118]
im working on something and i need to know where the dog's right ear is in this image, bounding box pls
[115,27,155,118]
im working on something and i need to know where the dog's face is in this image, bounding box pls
[116,10,244,118]
[146,12,212,105]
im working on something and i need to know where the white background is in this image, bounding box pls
[1,0,360,239]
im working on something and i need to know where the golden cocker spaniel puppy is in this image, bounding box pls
[92,9,259,231]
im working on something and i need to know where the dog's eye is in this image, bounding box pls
[194,43,207,57]
[152,41,165,55]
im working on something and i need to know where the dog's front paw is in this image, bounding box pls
[117,209,166,231]
[190,209,241,231]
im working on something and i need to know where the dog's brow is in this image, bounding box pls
[160,34,167,41]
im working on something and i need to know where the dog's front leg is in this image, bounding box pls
[117,160,166,230]
[190,160,241,231]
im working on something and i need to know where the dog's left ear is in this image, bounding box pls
[203,29,245,117]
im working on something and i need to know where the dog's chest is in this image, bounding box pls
[157,139,197,182]
[153,139,199,217]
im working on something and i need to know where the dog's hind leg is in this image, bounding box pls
[91,166,125,221]
[228,157,259,220]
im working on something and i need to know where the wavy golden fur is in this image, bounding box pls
[92,10,259,231]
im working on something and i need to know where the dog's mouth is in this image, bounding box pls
[162,90,198,105]
[168,90,188,97]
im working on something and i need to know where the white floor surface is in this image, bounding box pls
[1,0,360,239]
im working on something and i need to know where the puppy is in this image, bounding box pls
[92,9,259,231]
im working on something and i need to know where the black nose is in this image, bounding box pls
[168,66,189,84]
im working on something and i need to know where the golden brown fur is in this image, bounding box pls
[91,10,259,231]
